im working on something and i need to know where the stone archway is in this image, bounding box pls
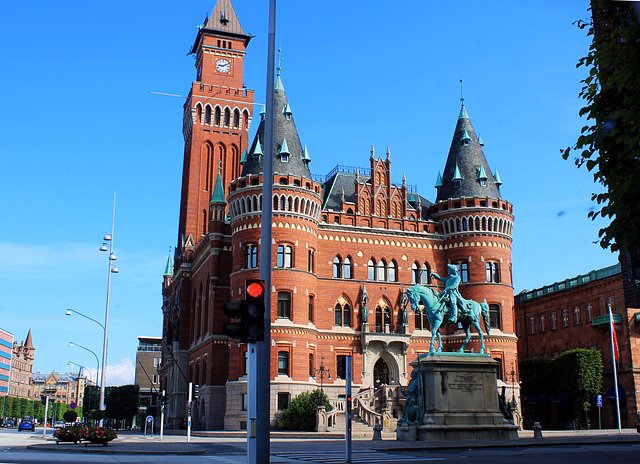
[373,357,390,387]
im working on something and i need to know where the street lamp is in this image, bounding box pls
[98,193,118,424]
[65,309,105,331]
[313,357,331,405]
[69,342,100,389]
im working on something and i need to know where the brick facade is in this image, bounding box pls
[160,0,518,431]
[515,262,640,428]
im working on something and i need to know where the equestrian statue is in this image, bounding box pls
[403,264,490,354]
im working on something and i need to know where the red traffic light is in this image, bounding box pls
[246,281,264,298]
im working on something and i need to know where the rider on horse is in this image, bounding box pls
[431,264,464,324]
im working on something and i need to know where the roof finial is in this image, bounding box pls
[460,78,465,106]
[277,47,283,75]
[218,159,222,175]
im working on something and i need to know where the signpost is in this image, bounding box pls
[597,394,602,429]
[144,415,154,438]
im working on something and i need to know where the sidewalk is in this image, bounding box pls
[26,428,640,455]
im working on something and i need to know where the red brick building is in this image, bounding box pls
[514,260,640,428]
[160,0,517,430]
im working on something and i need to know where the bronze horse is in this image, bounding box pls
[403,284,490,354]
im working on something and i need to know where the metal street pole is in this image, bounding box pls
[99,192,116,426]
[345,356,352,463]
[160,389,165,441]
[255,1,276,463]
[607,302,621,433]
[187,381,192,442]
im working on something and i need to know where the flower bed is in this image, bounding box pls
[54,425,117,446]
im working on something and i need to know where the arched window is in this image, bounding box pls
[334,302,351,327]
[205,107,211,125]
[421,263,429,284]
[456,218,461,232]
[388,261,397,282]
[343,257,352,279]
[412,262,419,284]
[214,107,221,125]
[368,259,376,280]
[375,306,383,333]
[333,256,342,278]
[233,109,240,128]
[224,108,230,126]
[377,260,386,281]
[243,110,249,130]
[462,217,468,231]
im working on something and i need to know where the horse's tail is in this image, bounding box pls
[481,302,490,335]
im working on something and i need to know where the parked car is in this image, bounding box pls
[53,421,65,429]
[2,420,15,427]
[18,420,35,432]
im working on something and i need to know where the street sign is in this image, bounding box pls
[146,415,153,423]
[597,394,603,407]
[70,402,77,409]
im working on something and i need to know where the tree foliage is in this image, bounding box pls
[561,0,640,252]
[555,349,603,413]
[105,384,139,422]
[276,389,332,431]
[519,349,603,413]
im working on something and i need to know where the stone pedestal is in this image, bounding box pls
[415,353,518,441]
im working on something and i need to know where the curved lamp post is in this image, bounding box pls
[98,193,118,425]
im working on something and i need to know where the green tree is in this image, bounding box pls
[561,0,640,253]
[276,389,332,431]
[555,349,603,418]
[519,357,554,398]
[105,384,139,426]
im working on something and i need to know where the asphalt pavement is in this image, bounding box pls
[23,427,640,456]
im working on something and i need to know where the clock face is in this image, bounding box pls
[216,59,231,73]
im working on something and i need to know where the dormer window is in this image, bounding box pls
[476,165,488,186]
[281,153,289,163]
[461,130,471,146]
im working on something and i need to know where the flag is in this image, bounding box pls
[612,326,619,362]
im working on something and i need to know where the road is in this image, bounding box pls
[1,428,639,463]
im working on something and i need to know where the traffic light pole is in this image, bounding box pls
[160,389,165,441]
[42,395,49,439]
[187,381,192,442]
[254,0,276,461]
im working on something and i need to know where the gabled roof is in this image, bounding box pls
[436,103,501,202]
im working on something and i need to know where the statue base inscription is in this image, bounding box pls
[402,353,517,441]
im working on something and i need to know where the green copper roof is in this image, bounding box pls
[476,164,488,180]
[210,170,226,204]
[282,102,292,116]
[459,105,469,120]
[453,163,464,181]
[163,252,173,278]
[461,130,471,143]
[240,147,248,165]
[275,73,284,91]
[409,192,416,203]
[478,136,484,146]
[494,169,502,186]
[278,136,290,155]
[434,171,443,188]
[252,140,263,156]
[301,144,310,162]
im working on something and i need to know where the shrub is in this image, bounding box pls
[63,410,78,423]
[276,389,332,431]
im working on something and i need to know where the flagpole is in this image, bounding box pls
[607,302,621,433]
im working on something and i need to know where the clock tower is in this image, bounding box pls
[178,0,254,248]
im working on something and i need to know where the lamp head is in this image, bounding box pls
[100,245,108,252]
[111,267,119,274]
[65,310,71,316]
[68,342,73,347]
[104,234,112,241]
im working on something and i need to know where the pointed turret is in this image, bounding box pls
[436,101,501,202]
[190,0,251,54]
[210,166,227,205]
[163,252,174,278]
[241,68,311,179]
[24,329,34,350]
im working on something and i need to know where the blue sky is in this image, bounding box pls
[0,1,615,385]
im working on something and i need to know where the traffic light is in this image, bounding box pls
[223,299,246,340]
[245,279,266,342]
[193,384,200,399]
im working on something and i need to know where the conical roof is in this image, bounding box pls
[210,168,226,204]
[24,329,34,349]
[435,103,501,202]
[241,71,312,179]
[163,252,174,278]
